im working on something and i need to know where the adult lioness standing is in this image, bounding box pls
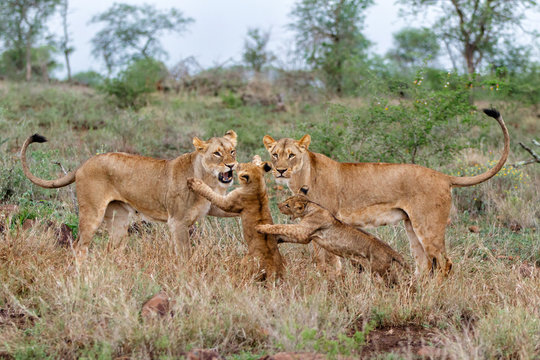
[263,109,509,276]
[20,131,239,260]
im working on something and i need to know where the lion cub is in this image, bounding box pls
[187,156,284,281]
[256,192,407,281]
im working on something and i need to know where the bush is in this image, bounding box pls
[72,71,104,88]
[100,58,168,109]
[300,70,479,167]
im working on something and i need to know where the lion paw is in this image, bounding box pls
[187,177,204,190]
[255,224,271,233]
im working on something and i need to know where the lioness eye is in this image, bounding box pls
[272,153,278,159]
[288,153,296,159]
[214,151,222,157]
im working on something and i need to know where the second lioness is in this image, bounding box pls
[187,156,284,280]
[256,193,406,281]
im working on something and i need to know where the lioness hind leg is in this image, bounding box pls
[103,201,132,250]
[408,218,452,278]
[404,219,429,276]
[76,201,109,262]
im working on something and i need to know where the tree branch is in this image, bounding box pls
[511,141,540,167]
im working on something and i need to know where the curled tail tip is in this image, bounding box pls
[483,108,501,119]
[30,133,47,143]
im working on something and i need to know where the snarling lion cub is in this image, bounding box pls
[21,131,239,259]
[187,156,285,281]
[263,109,509,277]
[256,191,407,282]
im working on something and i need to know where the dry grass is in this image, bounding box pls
[1,216,539,359]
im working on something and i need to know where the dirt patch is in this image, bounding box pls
[361,325,442,358]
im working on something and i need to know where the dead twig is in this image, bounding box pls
[511,141,540,167]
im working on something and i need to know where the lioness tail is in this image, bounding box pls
[449,109,509,187]
[20,134,77,189]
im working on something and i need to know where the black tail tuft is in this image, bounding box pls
[483,108,500,119]
[30,134,47,143]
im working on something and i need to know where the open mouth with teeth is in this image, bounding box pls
[218,170,233,183]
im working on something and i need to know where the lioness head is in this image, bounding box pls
[262,134,310,184]
[278,194,311,220]
[193,130,238,186]
[236,155,272,188]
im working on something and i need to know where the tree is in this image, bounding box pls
[89,3,193,75]
[386,27,440,71]
[289,0,373,95]
[400,0,539,74]
[59,0,73,81]
[0,0,60,81]
[242,28,275,73]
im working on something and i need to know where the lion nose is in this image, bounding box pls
[277,168,286,175]
[225,163,235,170]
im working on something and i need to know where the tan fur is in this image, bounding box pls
[263,111,509,277]
[187,156,284,281]
[256,194,406,282]
[20,131,239,261]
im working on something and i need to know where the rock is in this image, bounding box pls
[468,225,480,233]
[185,349,224,360]
[141,292,172,318]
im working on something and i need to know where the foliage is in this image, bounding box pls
[99,58,168,109]
[72,70,104,88]
[242,28,275,73]
[400,0,539,74]
[386,27,440,71]
[289,0,373,95]
[0,0,61,81]
[301,70,478,166]
[0,45,61,81]
[89,2,193,75]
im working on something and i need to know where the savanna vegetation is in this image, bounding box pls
[0,0,539,359]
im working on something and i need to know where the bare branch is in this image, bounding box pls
[511,141,540,167]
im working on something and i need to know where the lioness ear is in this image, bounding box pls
[297,134,311,151]
[299,185,309,195]
[193,137,208,152]
[224,130,237,147]
[263,135,276,151]
[262,162,272,173]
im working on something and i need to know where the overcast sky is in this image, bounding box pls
[48,0,540,78]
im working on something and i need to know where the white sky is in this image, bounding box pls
[47,0,540,78]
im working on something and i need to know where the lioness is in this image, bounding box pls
[256,192,407,282]
[187,156,285,280]
[21,131,239,259]
[263,109,509,276]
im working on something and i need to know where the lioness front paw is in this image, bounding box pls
[187,177,204,190]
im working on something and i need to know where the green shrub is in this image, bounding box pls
[301,70,479,167]
[100,58,168,109]
[72,71,104,88]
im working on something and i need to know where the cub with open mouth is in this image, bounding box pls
[187,156,285,281]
